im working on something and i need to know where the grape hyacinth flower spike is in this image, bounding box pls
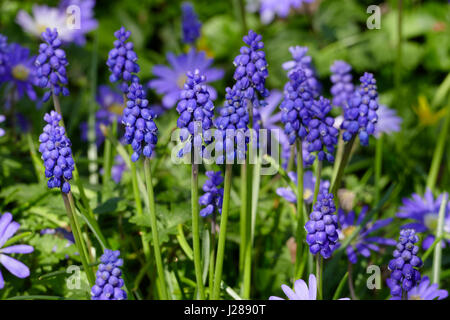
[35,28,69,102]
[306,97,338,164]
[122,81,158,162]
[199,171,224,217]
[341,72,379,146]
[91,249,127,300]
[181,2,201,44]
[38,111,75,193]
[283,46,321,98]
[280,69,314,146]
[0,212,34,289]
[106,26,140,93]
[233,29,269,109]
[305,190,339,259]
[387,229,423,299]
[176,69,214,158]
[330,60,354,108]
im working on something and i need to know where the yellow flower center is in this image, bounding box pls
[37,24,49,35]
[108,103,124,116]
[424,213,438,232]
[177,74,188,89]
[303,188,313,200]
[12,64,30,81]
[409,295,423,300]
[342,226,357,239]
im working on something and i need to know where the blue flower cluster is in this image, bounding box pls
[0,34,8,77]
[233,30,269,108]
[306,97,338,163]
[106,26,140,93]
[305,191,339,259]
[38,111,74,193]
[387,229,423,299]
[214,86,249,163]
[330,60,354,108]
[176,70,214,157]
[122,81,158,162]
[199,171,224,217]
[91,249,127,300]
[181,2,201,44]
[280,69,314,145]
[35,28,69,102]
[283,46,321,98]
[341,72,379,146]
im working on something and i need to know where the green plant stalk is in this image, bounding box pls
[52,93,95,220]
[294,139,305,279]
[242,100,254,299]
[313,160,322,204]
[26,132,44,182]
[144,158,168,300]
[213,164,233,299]
[374,135,383,205]
[332,271,349,300]
[191,162,205,300]
[87,30,99,185]
[347,261,357,300]
[331,136,356,199]
[61,192,95,287]
[422,234,445,262]
[127,145,151,261]
[316,255,323,300]
[209,215,216,299]
[102,121,117,191]
[432,193,448,285]
[239,164,247,275]
[426,102,450,192]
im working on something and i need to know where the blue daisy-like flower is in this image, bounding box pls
[337,207,396,264]
[397,188,450,250]
[148,49,224,110]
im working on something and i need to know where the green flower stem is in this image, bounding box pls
[191,162,205,300]
[239,164,247,275]
[26,132,44,182]
[294,139,305,279]
[213,164,233,300]
[242,100,254,299]
[331,132,344,183]
[87,30,99,185]
[61,192,95,287]
[52,92,95,221]
[426,102,450,192]
[313,160,322,204]
[209,214,216,299]
[331,136,356,199]
[102,121,117,192]
[144,158,168,300]
[374,135,383,205]
[316,254,323,300]
[432,193,448,285]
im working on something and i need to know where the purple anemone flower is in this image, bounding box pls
[148,49,224,110]
[406,276,448,300]
[0,212,34,289]
[397,188,450,250]
[276,170,330,205]
[374,104,402,138]
[1,43,38,101]
[257,0,315,25]
[0,115,5,137]
[336,207,396,264]
[269,274,349,300]
[16,1,97,46]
